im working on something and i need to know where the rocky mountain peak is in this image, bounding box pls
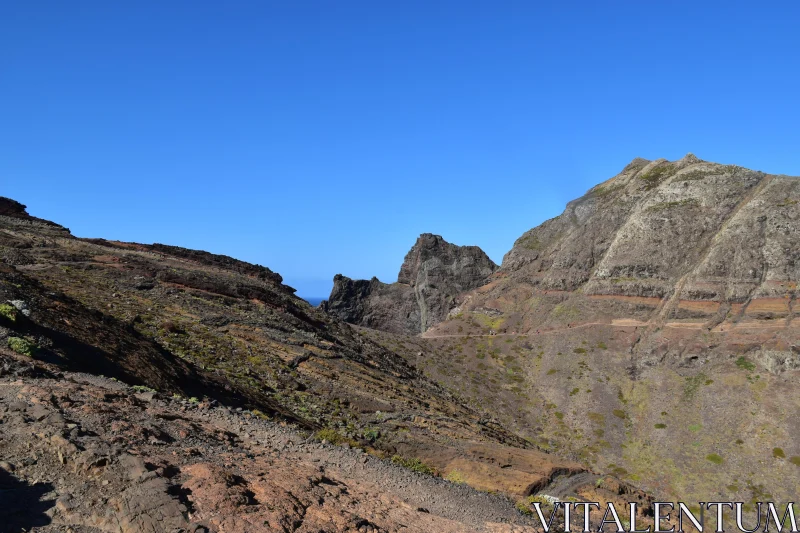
[322,234,497,334]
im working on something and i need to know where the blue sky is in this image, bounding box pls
[3,2,799,297]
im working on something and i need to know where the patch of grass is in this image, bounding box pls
[588,183,624,199]
[654,423,667,429]
[706,453,723,465]
[315,428,357,447]
[7,336,37,357]
[588,412,605,425]
[132,385,157,393]
[551,303,579,320]
[683,372,709,401]
[679,169,710,181]
[444,470,466,484]
[596,342,607,350]
[546,368,558,375]
[517,234,543,251]
[391,455,437,476]
[688,424,702,432]
[638,163,675,190]
[735,356,756,371]
[612,409,626,419]
[773,448,786,459]
[790,456,800,466]
[0,303,18,323]
[573,347,586,354]
[570,387,580,396]
[516,495,553,516]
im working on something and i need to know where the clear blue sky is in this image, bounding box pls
[3,2,799,298]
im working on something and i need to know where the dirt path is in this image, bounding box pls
[422,318,794,339]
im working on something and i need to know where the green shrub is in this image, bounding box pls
[654,423,667,429]
[790,456,800,466]
[7,336,37,356]
[612,409,626,419]
[516,495,553,516]
[315,428,359,448]
[132,385,157,393]
[0,303,18,323]
[390,455,437,476]
[773,448,786,459]
[706,453,723,465]
[735,356,755,371]
[573,347,586,354]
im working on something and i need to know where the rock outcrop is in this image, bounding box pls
[322,234,497,334]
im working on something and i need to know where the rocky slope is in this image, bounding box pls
[1,196,648,530]
[322,234,497,334]
[0,349,541,532]
[405,155,800,506]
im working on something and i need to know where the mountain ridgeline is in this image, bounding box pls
[321,233,497,334]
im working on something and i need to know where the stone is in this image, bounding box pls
[322,234,497,334]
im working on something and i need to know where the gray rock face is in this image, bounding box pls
[322,234,497,334]
[500,154,799,316]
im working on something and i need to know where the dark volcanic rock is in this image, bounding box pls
[322,234,497,334]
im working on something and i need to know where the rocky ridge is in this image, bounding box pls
[322,234,497,335]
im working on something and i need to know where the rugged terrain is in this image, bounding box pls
[322,234,497,335]
[357,155,800,507]
[0,197,651,531]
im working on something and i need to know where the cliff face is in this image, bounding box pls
[416,155,800,506]
[322,234,497,334]
[493,154,799,323]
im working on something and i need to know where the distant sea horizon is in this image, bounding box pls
[301,296,325,307]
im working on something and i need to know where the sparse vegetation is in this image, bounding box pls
[517,234,543,251]
[0,303,18,322]
[654,423,667,429]
[132,385,157,393]
[390,455,437,476]
[444,470,466,484]
[735,356,756,371]
[515,495,553,516]
[706,453,723,465]
[7,336,37,356]
[773,448,786,459]
[638,163,674,190]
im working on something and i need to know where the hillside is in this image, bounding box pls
[0,196,650,531]
[397,155,800,506]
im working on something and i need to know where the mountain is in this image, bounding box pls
[376,155,799,506]
[0,196,647,531]
[321,233,497,334]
